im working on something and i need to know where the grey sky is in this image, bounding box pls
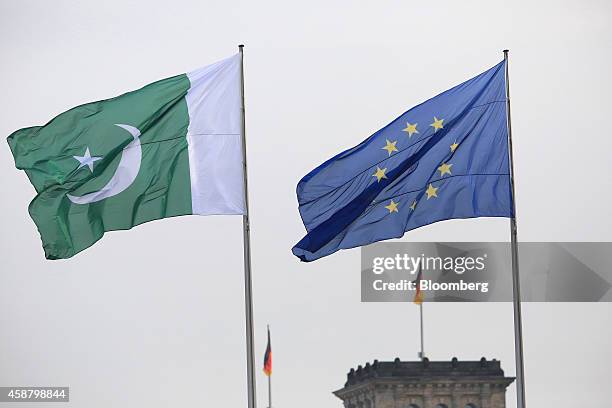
[1,0,611,407]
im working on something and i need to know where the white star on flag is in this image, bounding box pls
[73,147,102,172]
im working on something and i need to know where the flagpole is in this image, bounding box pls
[268,373,272,408]
[413,266,425,361]
[419,302,425,360]
[503,49,527,408]
[239,44,257,408]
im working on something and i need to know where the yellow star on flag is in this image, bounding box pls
[382,139,398,156]
[450,141,459,152]
[372,166,388,182]
[402,122,419,138]
[430,116,444,132]
[385,200,399,213]
[409,200,417,210]
[425,183,438,199]
[437,162,452,177]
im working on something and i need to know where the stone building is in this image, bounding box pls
[334,358,514,408]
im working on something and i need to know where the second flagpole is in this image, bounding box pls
[503,49,527,408]
[268,372,272,408]
[419,302,425,360]
[239,44,258,408]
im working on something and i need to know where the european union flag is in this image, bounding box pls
[292,61,512,262]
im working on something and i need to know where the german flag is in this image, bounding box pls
[413,266,424,305]
[263,326,272,376]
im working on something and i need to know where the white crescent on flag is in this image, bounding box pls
[67,124,142,205]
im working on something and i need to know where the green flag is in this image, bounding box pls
[8,54,245,260]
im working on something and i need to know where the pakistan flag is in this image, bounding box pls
[8,54,245,260]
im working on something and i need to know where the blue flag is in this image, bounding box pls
[292,61,512,262]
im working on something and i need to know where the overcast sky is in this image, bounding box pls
[1,0,611,407]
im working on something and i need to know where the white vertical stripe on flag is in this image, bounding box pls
[185,54,245,215]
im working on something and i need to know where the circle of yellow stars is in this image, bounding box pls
[377,115,461,215]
